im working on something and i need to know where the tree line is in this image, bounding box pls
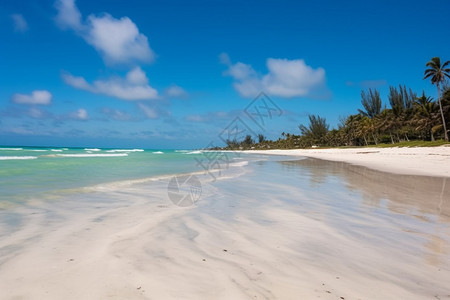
[220,57,450,150]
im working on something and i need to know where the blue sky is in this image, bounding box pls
[1,0,449,148]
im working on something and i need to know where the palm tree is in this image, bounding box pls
[424,57,450,141]
[299,115,329,145]
[376,109,396,144]
[258,134,266,144]
[344,114,361,145]
[359,89,382,118]
[413,92,439,141]
[356,116,371,146]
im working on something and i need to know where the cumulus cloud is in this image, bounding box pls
[165,85,188,98]
[11,14,28,32]
[11,90,52,105]
[62,67,158,100]
[54,0,82,30]
[85,14,153,65]
[54,0,154,65]
[221,54,327,98]
[70,108,88,120]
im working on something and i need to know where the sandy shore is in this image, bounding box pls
[243,146,450,178]
[0,152,449,299]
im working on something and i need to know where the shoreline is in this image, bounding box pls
[241,146,450,178]
[0,153,449,299]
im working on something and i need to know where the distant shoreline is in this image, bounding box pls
[241,146,450,178]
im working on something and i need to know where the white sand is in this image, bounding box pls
[0,149,449,299]
[243,146,450,177]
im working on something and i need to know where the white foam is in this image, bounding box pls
[174,150,189,153]
[0,156,37,160]
[51,149,63,152]
[229,161,249,167]
[153,151,164,154]
[86,169,214,192]
[185,150,203,154]
[84,148,101,151]
[0,148,23,151]
[27,149,48,152]
[106,149,144,152]
[50,153,128,158]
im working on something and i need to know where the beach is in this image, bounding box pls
[0,147,450,299]
[243,146,450,178]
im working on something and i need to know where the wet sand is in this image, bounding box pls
[0,155,449,299]
[244,146,450,177]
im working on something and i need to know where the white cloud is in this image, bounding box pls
[219,52,231,65]
[138,103,158,119]
[165,85,188,98]
[126,66,148,85]
[62,67,158,100]
[70,108,88,120]
[101,108,132,121]
[86,14,153,65]
[54,0,82,30]
[54,0,154,65]
[221,54,327,98]
[11,90,52,105]
[11,14,28,33]
[225,62,257,81]
[62,73,91,90]
[28,107,44,118]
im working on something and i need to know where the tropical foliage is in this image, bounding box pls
[424,57,450,141]
[219,57,450,150]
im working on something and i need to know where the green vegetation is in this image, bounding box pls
[219,57,450,150]
[366,140,450,148]
[424,57,450,141]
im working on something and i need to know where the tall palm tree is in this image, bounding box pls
[413,92,439,141]
[424,57,450,141]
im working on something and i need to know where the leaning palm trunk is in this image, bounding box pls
[371,132,378,145]
[389,131,394,144]
[437,83,449,141]
[363,135,368,146]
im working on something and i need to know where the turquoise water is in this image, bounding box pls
[0,147,210,205]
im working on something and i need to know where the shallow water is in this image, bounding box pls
[203,157,450,298]
[0,147,247,206]
[0,154,449,299]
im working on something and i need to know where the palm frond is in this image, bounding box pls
[424,72,434,80]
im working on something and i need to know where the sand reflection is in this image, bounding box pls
[280,158,450,219]
[279,158,450,267]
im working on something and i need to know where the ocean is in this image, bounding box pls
[0,146,246,207]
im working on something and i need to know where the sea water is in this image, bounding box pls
[0,147,233,206]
